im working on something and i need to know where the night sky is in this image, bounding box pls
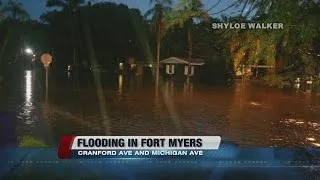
[19,0,240,20]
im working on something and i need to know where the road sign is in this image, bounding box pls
[41,53,52,99]
[41,53,52,67]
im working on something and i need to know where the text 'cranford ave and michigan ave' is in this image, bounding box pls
[212,23,284,30]
[76,150,204,156]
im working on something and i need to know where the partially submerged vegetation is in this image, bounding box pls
[19,136,47,148]
[263,74,291,89]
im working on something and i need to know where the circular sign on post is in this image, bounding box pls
[41,54,52,68]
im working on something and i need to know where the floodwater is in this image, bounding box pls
[1,70,320,147]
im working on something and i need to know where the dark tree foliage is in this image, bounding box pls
[40,2,148,72]
[0,0,319,86]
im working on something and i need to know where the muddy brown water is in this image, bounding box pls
[1,70,320,147]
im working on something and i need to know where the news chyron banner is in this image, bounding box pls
[58,136,221,159]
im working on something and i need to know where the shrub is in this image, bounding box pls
[19,136,47,148]
[263,74,291,88]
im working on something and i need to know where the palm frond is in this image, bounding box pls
[69,0,85,8]
[150,0,173,5]
[164,0,208,31]
[161,0,173,5]
[46,0,66,8]
[2,0,30,20]
[144,8,154,18]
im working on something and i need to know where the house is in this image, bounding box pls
[160,57,204,79]
[118,57,205,80]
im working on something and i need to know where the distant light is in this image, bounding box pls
[33,54,36,57]
[119,63,123,71]
[149,64,152,67]
[25,48,33,54]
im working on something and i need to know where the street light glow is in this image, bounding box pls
[25,48,33,54]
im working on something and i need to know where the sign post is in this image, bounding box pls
[41,54,52,100]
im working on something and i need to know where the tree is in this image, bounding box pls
[164,0,208,83]
[0,1,4,21]
[224,0,320,87]
[0,0,29,67]
[42,2,147,73]
[46,0,85,68]
[145,0,173,86]
[2,0,29,20]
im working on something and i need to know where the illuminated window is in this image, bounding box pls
[184,66,188,75]
[190,66,194,76]
[184,66,194,76]
[166,64,174,74]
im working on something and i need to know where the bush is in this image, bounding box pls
[263,74,291,88]
[19,136,47,148]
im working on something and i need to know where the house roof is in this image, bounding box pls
[160,57,204,65]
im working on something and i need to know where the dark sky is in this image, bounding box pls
[19,0,241,20]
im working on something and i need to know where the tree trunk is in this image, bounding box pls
[68,9,77,88]
[156,23,161,87]
[0,29,11,67]
[45,66,49,101]
[187,27,192,84]
[69,11,76,66]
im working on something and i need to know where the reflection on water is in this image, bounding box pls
[306,137,316,141]
[305,91,312,104]
[23,71,34,125]
[118,75,123,97]
[164,81,174,97]
[312,143,320,147]
[25,71,32,102]
[183,82,193,100]
[10,72,320,147]
[162,80,182,134]
[14,70,53,145]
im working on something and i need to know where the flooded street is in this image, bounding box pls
[1,70,320,147]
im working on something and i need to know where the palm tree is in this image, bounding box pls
[46,0,86,132]
[145,0,172,87]
[2,0,29,20]
[46,0,85,70]
[165,0,208,83]
[0,0,29,66]
[0,1,3,21]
